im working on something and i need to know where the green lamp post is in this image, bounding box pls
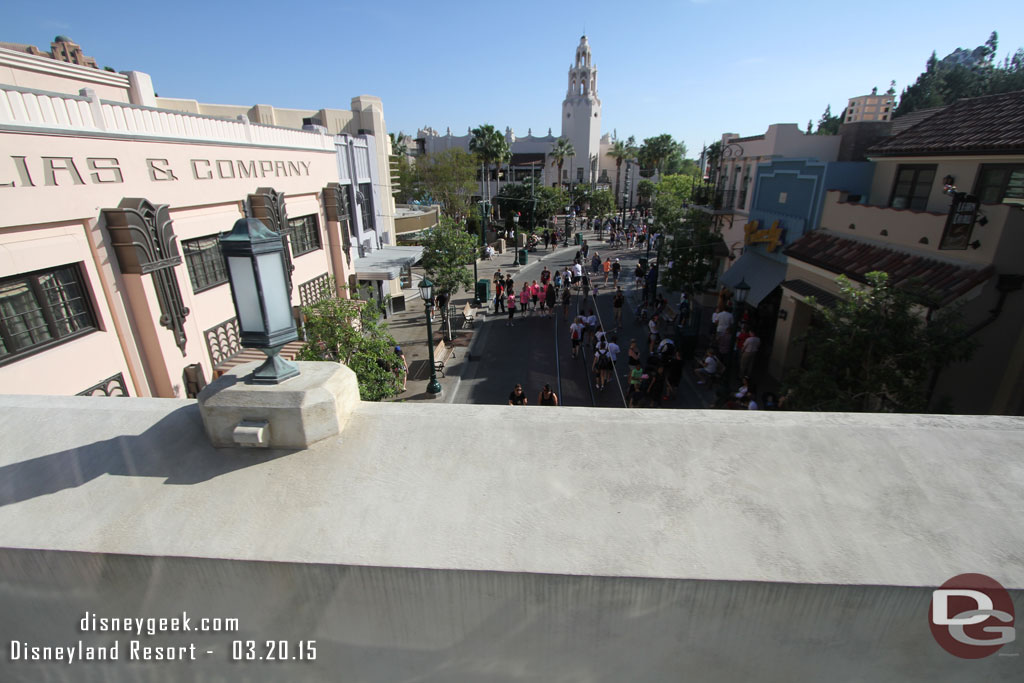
[419,277,442,394]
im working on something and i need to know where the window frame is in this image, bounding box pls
[889,164,936,211]
[182,234,229,293]
[358,183,375,234]
[288,214,323,257]
[973,163,1024,205]
[0,263,99,366]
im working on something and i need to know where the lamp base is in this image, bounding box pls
[250,346,301,384]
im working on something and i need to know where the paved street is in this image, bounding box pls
[387,222,720,410]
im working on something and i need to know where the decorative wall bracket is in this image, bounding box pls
[247,187,294,292]
[103,198,190,355]
[323,183,353,267]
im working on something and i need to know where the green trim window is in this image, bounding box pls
[890,165,936,210]
[288,214,323,257]
[974,164,1024,204]
[0,264,97,365]
[182,235,228,293]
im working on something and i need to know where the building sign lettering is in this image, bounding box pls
[744,219,785,252]
[939,192,978,250]
[1,156,313,188]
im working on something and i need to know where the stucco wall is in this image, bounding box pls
[1,548,1019,683]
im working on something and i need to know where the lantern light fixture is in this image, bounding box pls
[220,218,300,384]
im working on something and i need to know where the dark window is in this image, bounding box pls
[0,264,97,364]
[288,214,322,257]
[889,165,936,210]
[974,164,1024,204]
[182,235,228,293]
[358,183,375,233]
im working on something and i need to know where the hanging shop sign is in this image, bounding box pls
[744,219,785,252]
[939,192,979,250]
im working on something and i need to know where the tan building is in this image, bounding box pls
[0,44,414,399]
[845,89,897,123]
[0,35,99,68]
[772,90,1024,414]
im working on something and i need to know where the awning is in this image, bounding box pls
[719,251,786,306]
[353,246,423,280]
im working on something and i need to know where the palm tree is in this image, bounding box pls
[549,138,575,191]
[469,124,508,204]
[389,132,409,158]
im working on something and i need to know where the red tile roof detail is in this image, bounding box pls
[784,231,994,306]
[869,90,1024,156]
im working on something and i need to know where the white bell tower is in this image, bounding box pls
[561,35,602,186]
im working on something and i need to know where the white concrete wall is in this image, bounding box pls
[2,548,1020,682]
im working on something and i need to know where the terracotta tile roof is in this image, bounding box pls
[869,90,1024,156]
[889,106,946,135]
[784,231,994,307]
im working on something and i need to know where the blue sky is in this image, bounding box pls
[5,1,1024,158]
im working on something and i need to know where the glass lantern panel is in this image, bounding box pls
[226,256,265,333]
[256,252,293,334]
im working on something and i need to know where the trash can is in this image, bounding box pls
[476,279,490,303]
[575,232,583,245]
[518,248,528,266]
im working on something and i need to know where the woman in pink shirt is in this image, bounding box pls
[520,284,531,314]
[530,280,540,311]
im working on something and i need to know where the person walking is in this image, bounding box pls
[530,280,540,311]
[569,316,585,358]
[740,328,761,378]
[612,287,625,329]
[519,283,531,316]
[590,251,601,275]
[506,290,517,326]
[393,345,408,391]
[593,339,613,390]
[562,285,572,321]
[538,384,559,406]
[602,257,612,284]
[545,282,557,317]
[543,229,550,250]
[494,278,505,314]
[611,258,621,285]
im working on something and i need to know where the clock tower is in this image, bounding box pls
[560,36,602,186]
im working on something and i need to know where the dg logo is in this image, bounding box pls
[930,573,1016,659]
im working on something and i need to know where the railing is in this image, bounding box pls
[299,273,333,307]
[77,373,128,397]
[0,84,334,151]
[204,317,242,367]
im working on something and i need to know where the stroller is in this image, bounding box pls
[634,303,649,323]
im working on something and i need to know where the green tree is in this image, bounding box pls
[495,180,567,228]
[588,189,616,218]
[651,175,718,294]
[549,137,575,189]
[416,148,477,219]
[638,134,682,177]
[636,178,656,208]
[814,104,843,135]
[418,216,479,300]
[297,295,402,402]
[606,136,636,206]
[787,272,975,412]
[469,124,509,203]
[389,132,410,158]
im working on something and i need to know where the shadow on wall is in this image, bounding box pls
[0,404,298,508]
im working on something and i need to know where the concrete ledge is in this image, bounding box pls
[197,360,359,449]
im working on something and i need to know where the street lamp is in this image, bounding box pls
[418,277,442,394]
[733,277,750,307]
[563,205,571,246]
[474,200,489,303]
[512,212,520,264]
[220,217,300,384]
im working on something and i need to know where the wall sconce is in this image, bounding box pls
[220,218,300,384]
[942,174,955,186]
[919,237,929,245]
[848,223,856,230]
[970,240,982,250]
[978,215,989,226]
[942,174,957,195]
[778,309,788,321]
[880,229,889,236]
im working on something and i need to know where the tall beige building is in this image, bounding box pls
[845,89,896,123]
